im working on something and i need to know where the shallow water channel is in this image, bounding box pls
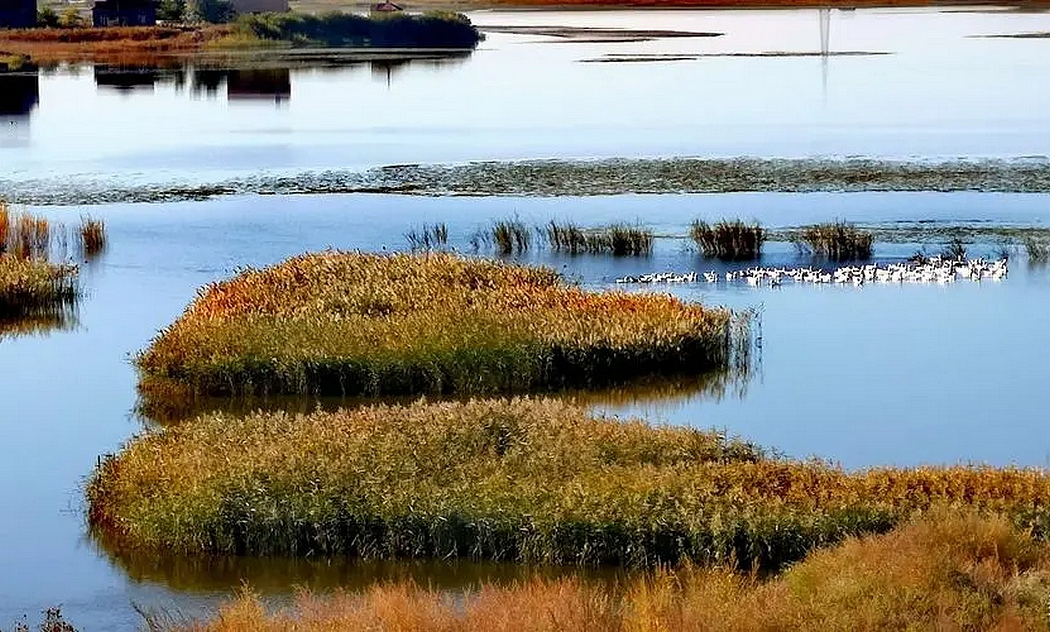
[2,6,1050,630]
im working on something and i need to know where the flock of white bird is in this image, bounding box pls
[615,256,1009,287]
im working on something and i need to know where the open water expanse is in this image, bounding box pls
[2,6,1050,630]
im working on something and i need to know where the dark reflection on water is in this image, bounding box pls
[137,368,757,427]
[0,308,78,341]
[0,71,40,116]
[227,69,291,104]
[94,537,631,594]
[94,65,163,92]
[86,52,473,103]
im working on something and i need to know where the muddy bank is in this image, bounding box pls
[4,157,1050,206]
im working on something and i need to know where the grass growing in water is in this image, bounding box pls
[690,220,765,261]
[489,219,530,255]
[544,221,652,256]
[1026,238,1050,264]
[0,255,78,319]
[89,397,1050,570]
[405,223,448,251]
[793,221,874,261]
[171,510,1050,632]
[941,237,968,261]
[136,252,737,397]
[79,216,106,258]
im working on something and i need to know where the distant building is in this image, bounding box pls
[229,0,289,12]
[92,0,157,27]
[371,1,403,13]
[0,0,37,29]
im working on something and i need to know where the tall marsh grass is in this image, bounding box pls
[136,252,738,397]
[173,510,1050,632]
[793,221,874,261]
[89,397,1050,570]
[544,221,653,256]
[690,220,765,261]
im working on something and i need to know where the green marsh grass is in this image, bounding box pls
[178,510,1050,632]
[793,222,874,261]
[136,252,738,398]
[690,220,765,261]
[90,397,1050,570]
[544,221,653,256]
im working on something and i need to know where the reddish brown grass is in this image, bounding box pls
[0,26,230,64]
[173,510,1050,632]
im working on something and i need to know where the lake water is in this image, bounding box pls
[2,6,1050,630]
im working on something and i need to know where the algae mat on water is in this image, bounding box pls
[90,398,1050,570]
[136,252,739,398]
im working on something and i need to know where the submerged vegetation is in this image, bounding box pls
[793,221,874,261]
[690,220,765,261]
[137,252,739,398]
[91,396,1050,570]
[173,510,1050,632]
[544,222,653,256]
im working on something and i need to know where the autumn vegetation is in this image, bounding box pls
[171,509,1050,631]
[89,397,1050,574]
[0,202,78,322]
[135,252,740,399]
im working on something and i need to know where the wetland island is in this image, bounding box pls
[3,0,1050,630]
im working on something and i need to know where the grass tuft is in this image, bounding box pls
[0,253,78,319]
[690,220,765,261]
[545,221,652,257]
[491,218,530,255]
[79,216,107,258]
[1025,238,1050,264]
[405,223,448,252]
[793,221,874,261]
